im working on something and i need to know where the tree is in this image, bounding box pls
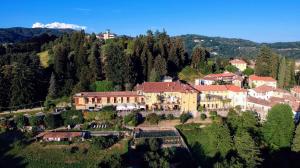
[10,63,36,108]
[88,42,102,82]
[180,113,192,123]
[255,46,272,76]
[292,124,300,152]
[243,67,254,76]
[61,110,84,126]
[203,123,233,157]
[149,69,160,82]
[47,72,58,99]
[234,129,262,168]
[289,59,296,86]
[178,66,203,82]
[154,55,167,77]
[278,57,286,88]
[103,42,126,87]
[262,104,295,150]
[225,65,238,73]
[270,53,279,79]
[15,115,27,129]
[98,153,122,168]
[191,46,209,71]
[146,113,160,125]
[124,112,142,126]
[44,114,63,129]
[148,138,161,152]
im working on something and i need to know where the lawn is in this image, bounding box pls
[1,131,129,168]
[37,51,49,68]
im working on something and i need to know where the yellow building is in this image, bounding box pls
[229,59,247,71]
[136,82,199,112]
[195,85,247,110]
[74,91,144,110]
[249,75,277,88]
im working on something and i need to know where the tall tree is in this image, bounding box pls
[104,42,126,88]
[255,46,272,76]
[88,42,102,82]
[234,129,262,168]
[47,72,58,99]
[154,55,167,78]
[292,124,300,152]
[270,53,280,79]
[278,57,286,88]
[262,104,295,150]
[191,46,209,70]
[289,59,296,86]
[10,63,36,108]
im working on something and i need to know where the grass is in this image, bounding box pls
[37,51,49,68]
[4,137,129,168]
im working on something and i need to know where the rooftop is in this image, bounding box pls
[229,59,247,64]
[74,91,141,97]
[249,75,276,82]
[136,81,198,93]
[195,85,246,92]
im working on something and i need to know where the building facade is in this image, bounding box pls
[248,75,277,88]
[229,59,247,71]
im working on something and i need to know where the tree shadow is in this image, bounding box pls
[0,130,28,168]
[262,147,300,168]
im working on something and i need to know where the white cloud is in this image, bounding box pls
[32,22,86,30]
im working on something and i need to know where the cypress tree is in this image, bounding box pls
[278,57,286,88]
[47,72,58,99]
[270,53,279,79]
[154,55,167,78]
[292,124,300,152]
[255,46,272,76]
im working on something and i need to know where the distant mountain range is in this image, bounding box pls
[1,28,300,58]
[180,34,300,59]
[0,27,74,43]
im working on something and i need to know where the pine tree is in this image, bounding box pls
[53,44,68,78]
[292,124,300,152]
[88,42,102,82]
[191,46,210,71]
[289,59,296,85]
[278,57,286,88]
[47,72,58,99]
[149,69,160,82]
[154,55,167,77]
[285,59,291,87]
[234,129,262,168]
[255,46,272,76]
[270,53,279,79]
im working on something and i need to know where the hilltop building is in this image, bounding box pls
[97,29,116,40]
[248,75,277,88]
[229,59,247,71]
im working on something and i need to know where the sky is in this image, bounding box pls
[1,0,300,42]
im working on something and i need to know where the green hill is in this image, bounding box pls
[180,34,300,58]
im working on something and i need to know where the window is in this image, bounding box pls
[107,97,110,103]
[127,97,130,103]
[121,97,123,103]
[97,98,101,103]
[114,97,117,103]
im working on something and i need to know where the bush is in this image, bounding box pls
[146,113,160,125]
[90,80,114,92]
[61,110,84,127]
[91,135,118,150]
[44,113,63,129]
[180,113,192,124]
[124,112,142,126]
[166,114,175,120]
[209,111,218,120]
[200,113,207,120]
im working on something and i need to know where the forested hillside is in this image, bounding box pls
[0,27,74,43]
[181,34,300,58]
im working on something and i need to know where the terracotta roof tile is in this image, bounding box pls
[42,132,82,139]
[247,96,271,107]
[253,85,275,93]
[136,81,198,93]
[229,59,247,64]
[75,91,141,97]
[249,75,276,82]
[195,85,246,92]
[291,86,300,93]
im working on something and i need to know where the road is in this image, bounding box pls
[0,107,43,116]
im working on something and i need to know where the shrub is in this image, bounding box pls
[61,110,84,127]
[200,113,207,120]
[180,113,192,124]
[91,135,118,149]
[124,112,142,126]
[166,114,175,120]
[209,111,218,120]
[146,113,160,125]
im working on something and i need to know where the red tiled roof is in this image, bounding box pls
[75,91,141,97]
[253,85,275,93]
[229,59,247,64]
[291,86,300,93]
[195,85,246,92]
[205,71,236,78]
[247,96,271,107]
[42,132,82,139]
[249,75,276,82]
[136,81,198,93]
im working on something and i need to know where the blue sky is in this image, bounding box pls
[1,0,300,42]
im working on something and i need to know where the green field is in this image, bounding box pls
[37,51,49,68]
